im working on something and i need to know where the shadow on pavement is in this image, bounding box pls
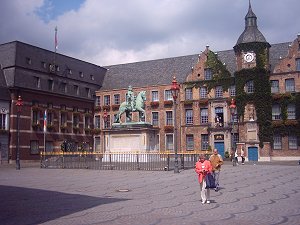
[0,185,129,225]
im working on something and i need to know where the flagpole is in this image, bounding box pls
[54,26,58,70]
[44,110,47,162]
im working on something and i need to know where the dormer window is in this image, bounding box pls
[41,61,47,69]
[74,85,79,95]
[79,72,84,78]
[68,69,72,75]
[34,76,41,88]
[85,88,91,98]
[26,57,32,65]
[90,75,94,80]
[48,79,54,91]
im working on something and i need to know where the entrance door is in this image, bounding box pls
[214,142,225,158]
[248,147,258,161]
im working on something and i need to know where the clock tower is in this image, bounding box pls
[233,1,270,70]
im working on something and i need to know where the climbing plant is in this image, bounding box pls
[185,50,233,91]
[234,42,270,69]
[235,68,272,147]
[271,93,300,144]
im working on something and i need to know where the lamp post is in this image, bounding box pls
[15,95,23,170]
[103,109,108,153]
[171,76,180,173]
[229,98,236,160]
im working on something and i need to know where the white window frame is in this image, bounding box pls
[271,80,279,93]
[288,135,297,150]
[166,111,173,125]
[200,87,207,99]
[200,108,208,124]
[186,134,194,151]
[152,112,159,126]
[164,90,173,101]
[151,91,159,102]
[215,86,223,98]
[287,104,296,120]
[273,134,282,150]
[185,109,193,125]
[165,134,174,151]
[185,88,193,100]
[272,104,281,120]
[285,78,295,92]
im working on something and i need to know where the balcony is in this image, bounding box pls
[164,100,173,107]
[111,104,120,111]
[207,122,231,131]
[164,125,174,133]
[102,105,110,111]
[150,101,159,108]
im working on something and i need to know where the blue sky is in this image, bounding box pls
[36,0,84,22]
[0,0,299,66]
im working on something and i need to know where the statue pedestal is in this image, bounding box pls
[104,122,159,153]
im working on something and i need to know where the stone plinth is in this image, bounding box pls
[104,122,159,153]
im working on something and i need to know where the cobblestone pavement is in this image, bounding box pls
[0,162,299,225]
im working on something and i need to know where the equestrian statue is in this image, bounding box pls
[114,86,146,123]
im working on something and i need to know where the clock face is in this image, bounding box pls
[244,52,255,63]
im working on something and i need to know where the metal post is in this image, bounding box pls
[16,110,20,170]
[173,98,179,173]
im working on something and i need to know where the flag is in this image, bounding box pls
[44,110,47,132]
[55,26,58,52]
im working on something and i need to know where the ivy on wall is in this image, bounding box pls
[183,45,299,147]
[234,42,270,69]
[235,68,272,147]
[185,50,233,91]
[272,93,300,145]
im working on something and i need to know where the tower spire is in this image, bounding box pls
[245,0,257,27]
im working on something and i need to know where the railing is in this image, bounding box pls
[40,152,211,171]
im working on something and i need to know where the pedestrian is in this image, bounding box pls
[195,154,213,204]
[234,150,239,165]
[241,148,245,165]
[230,149,236,166]
[209,149,223,191]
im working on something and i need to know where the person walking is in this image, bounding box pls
[195,154,213,204]
[241,148,245,165]
[234,150,239,165]
[209,149,223,191]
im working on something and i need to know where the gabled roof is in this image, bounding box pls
[102,54,199,90]
[101,42,290,91]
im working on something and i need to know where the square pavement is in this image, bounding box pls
[0,162,299,225]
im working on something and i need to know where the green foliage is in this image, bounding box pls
[235,68,272,147]
[272,93,300,145]
[234,42,269,69]
[224,151,230,158]
[185,50,233,91]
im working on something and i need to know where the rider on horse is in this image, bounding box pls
[126,85,136,111]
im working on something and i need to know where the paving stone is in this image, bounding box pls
[0,163,299,225]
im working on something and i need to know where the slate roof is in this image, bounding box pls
[235,2,268,46]
[0,69,10,101]
[101,42,290,91]
[102,54,199,91]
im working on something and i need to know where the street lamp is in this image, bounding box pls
[103,109,108,153]
[15,95,23,170]
[171,76,180,173]
[229,98,236,156]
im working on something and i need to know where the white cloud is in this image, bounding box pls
[0,0,299,66]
